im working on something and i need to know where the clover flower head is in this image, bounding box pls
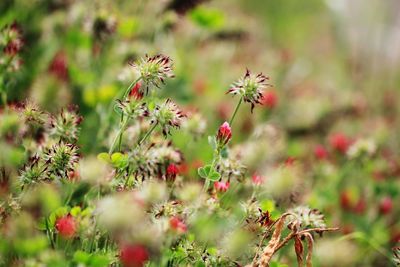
[116,100,148,118]
[151,99,184,136]
[19,156,45,185]
[289,206,326,229]
[44,142,79,179]
[20,101,47,124]
[49,106,83,143]
[228,69,271,112]
[132,54,174,95]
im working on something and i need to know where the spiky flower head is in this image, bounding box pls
[132,54,174,94]
[44,142,79,179]
[49,106,82,143]
[116,100,148,118]
[151,99,184,136]
[19,156,46,186]
[20,101,47,124]
[289,206,326,229]
[228,69,271,112]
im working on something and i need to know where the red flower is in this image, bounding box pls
[314,145,328,160]
[214,181,230,192]
[120,244,149,267]
[329,133,350,153]
[353,198,366,215]
[379,196,393,215]
[48,51,68,82]
[55,215,76,239]
[252,174,264,185]
[261,90,277,109]
[216,121,232,146]
[169,216,187,233]
[285,156,296,167]
[129,81,143,100]
[166,163,179,181]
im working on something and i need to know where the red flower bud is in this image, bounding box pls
[169,216,187,233]
[166,163,179,181]
[120,244,149,267]
[261,90,278,109]
[216,121,232,146]
[379,196,393,215]
[48,51,68,82]
[129,82,143,100]
[314,144,328,160]
[329,133,350,154]
[55,215,76,239]
[340,191,353,211]
[214,181,230,192]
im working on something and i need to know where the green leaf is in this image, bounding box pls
[111,152,129,169]
[97,152,110,163]
[198,164,212,178]
[73,250,90,264]
[208,171,221,181]
[70,206,81,217]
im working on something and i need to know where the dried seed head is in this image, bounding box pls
[228,69,271,112]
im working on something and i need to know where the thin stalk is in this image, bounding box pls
[229,96,243,126]
[137,122,158,148]
[109,117,129,154]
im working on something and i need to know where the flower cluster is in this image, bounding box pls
[49,106,83,142]
[227,69,271,112]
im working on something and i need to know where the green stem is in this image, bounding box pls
[229,96,243,126]
[109,117,129,154]
[137,122,158,148]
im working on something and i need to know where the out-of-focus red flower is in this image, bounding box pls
[178,163,189,175]
[329,133,350,154]
[261,90,278,109]
[379,196,393,215]
[55,215,76,239]
[166,163,179,181]
[129,81,143,100]
[340,191,353,210]
[353,198,366,215]
[285,156,296,167]
[169,216,187,233]
[48,51,69,82]
[214,181,230,192]
[314,144,328,160]
[216,121,232,146]
[252,174,264,185]
[120,244,149,267]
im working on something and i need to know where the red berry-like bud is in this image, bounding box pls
[169,216,187,233]
[166,163,179,181]
[129,82,143,100]
[379,196,393,215]
[120,244,149,267]
[329,133,350,154]
[55,215,76,239]
[216,122,232,146]
[314,144,328,160]
[252,174,264,185]
[261,90,278,109]
[214,181,230,192]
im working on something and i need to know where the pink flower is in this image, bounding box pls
[216,121,232,146]
[129,81,143,100]
[166,163,179,181]
[120,244,149,267]
[329,133,350,153]
[214,181,230,192]
[55,215,76,239]
[169,216,187,233]
[252,174,264,185]
[314,145,328,160]
[261,90,277,109]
